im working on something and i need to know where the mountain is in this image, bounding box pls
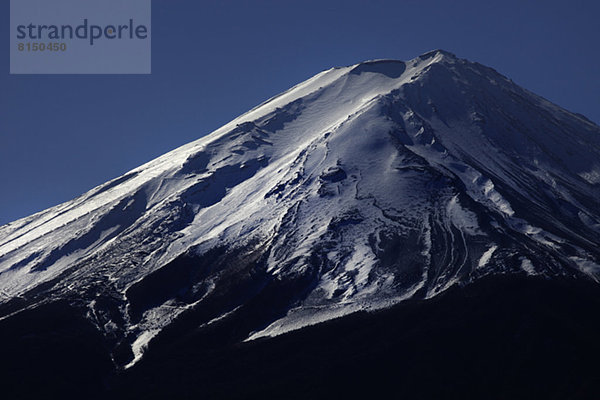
[1,50,600,398]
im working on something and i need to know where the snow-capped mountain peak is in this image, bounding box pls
[1,50,599,367]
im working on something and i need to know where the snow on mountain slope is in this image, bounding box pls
[1,50,599,366]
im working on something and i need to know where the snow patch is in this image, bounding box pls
[446,195,481,235]
[125,329,160,369]
[520,257,536,276]
[570,256,600,282]
[579,166,600,185]
[478,245,497,268]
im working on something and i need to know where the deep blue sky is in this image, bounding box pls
[1,0,599,226]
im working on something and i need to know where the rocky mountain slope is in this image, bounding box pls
[1,50,599,395]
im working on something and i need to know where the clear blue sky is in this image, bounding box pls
[1,0,599,226]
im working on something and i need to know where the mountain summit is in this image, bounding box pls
[1,50,600,397]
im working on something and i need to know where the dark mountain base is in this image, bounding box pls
[2,275,600,399]
[0,300,114,400]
